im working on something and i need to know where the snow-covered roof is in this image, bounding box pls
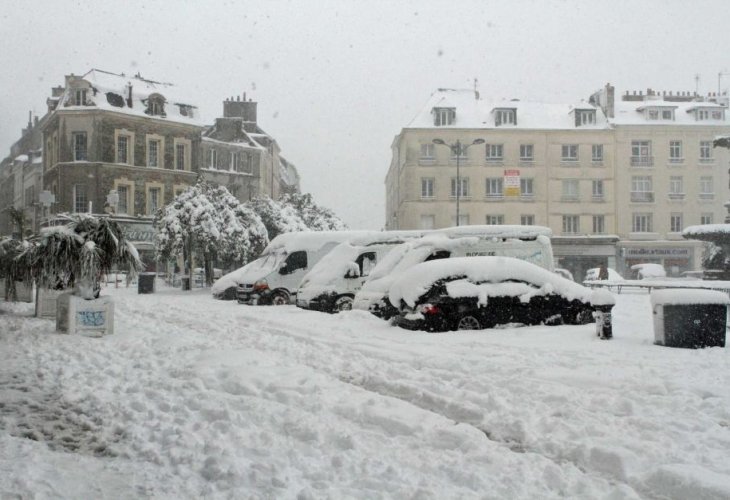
[389,256,615,308]
[651,288,730,306]
[612,98,728,126]
[263,231,380,254]
[406,89,610,130]
[406,88,729,131]
[58,69,204,126]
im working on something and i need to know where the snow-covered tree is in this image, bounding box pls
[281,193,347,231]
[246,196,309,241]
[155,181,268,286]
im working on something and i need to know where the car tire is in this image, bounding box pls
[271,291,289,306]
[334,295,354,312]
[222,287,236,301]
[456,314,481,331]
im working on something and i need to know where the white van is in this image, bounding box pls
[235,230,377,305]
[295,231,429,313]
[352,225,554,319]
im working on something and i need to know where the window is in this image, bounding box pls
[561,144,578,162]
[147,139,160,167]
[450,177,469,197]
[494,109,515,126]
[451,214,470,226]
[117,135,130,164]
[433,107,454,126]
[72,132,87,161]
[282,251,307,274]
[669,141,682,162]
[712,110,724,119]
[701,213,714,225]
[631,176,653,202]
[632,213,653,233]
[520,144,534,161]
[73,184,87,213]
[24,186,34,207]
[117,185,129,214]
[700,176,713,199]
[485,178,503,198]
[146,95,166,117]
[520,178,534,197]
[670,214,683,233]
[175,143,188,170]
[592,215,605,234]
[421,178,434,198]
[420,215,435,229]
[562,215,579,234]
[669,176,684,199]
[486,215,504,225]
[697,109,710,121]
[355,252,377,278]
[662,109,674,120]
[700,141,713,161]
[74,88,87,106]
[520,214,535,226]
[420,143,434,159]
[230,152,240,171]
[209,149,217,169]
[648,110,659,120]
[631,140,652,166]
[592,144,603,162]
[485,144,503,161]
[148,187,161,214]
[562,179,579,201]
[577,110,595,125]
[592,180,604,200]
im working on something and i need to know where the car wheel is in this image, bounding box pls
[271,291,289,306]
[456,314,481,331]
[222,287,236,301]
[334,295,354,312]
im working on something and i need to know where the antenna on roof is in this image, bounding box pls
[695,74,700,95]
[473,77,480,100]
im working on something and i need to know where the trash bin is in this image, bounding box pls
[181,277,191,291]
[651,289,729,348]
[138,272,156,294]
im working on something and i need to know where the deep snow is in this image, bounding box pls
[1,283,729,499]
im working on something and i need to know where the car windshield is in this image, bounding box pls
[248,250,286,273]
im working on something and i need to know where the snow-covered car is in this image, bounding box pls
[631,263,666,279]
[390,256,615,333]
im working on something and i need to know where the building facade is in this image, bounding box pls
[0,69,300,268]
[385,85,730,279]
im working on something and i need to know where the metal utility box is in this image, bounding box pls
[651,289,728,349]
[137,272,156,294]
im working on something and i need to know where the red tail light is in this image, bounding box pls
[418,303,440,315]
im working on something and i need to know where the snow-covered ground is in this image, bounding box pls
[1,283,729,499]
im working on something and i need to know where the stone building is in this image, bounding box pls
[1,69,300,268]
[385,85,730,279]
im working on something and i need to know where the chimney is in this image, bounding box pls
[28,111,32,129]
[605,83,614,118]
[222,94,258,124]
[126,82,133,108]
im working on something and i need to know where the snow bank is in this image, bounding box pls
[650,288,730,306]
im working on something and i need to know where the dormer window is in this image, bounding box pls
[691,107,724,121]
[74,88,87,106]
[433,107,455,126]
[145,94,166,117]
[638,105,677,121]
[494,108,516,126]
[575,109,596,126]
[662,109,674,120]
[178,104,195,118]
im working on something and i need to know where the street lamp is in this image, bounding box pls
[432,138,485,226]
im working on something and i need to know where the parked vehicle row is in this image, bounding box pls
[213,225,616,333]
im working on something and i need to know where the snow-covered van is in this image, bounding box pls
[235,231,377,305]
[352,225,554,318]
[295,231,430,313]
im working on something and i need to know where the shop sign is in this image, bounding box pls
[504,169,520,196]
[624,248,690,257]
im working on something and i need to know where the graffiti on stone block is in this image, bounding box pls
[77,310,106,327]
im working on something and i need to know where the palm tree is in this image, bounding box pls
[18,214,142,299]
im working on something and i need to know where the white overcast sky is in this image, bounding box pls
[2,0,730,229]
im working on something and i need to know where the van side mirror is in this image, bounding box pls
[344,262,360,279]
[278,262,289,275]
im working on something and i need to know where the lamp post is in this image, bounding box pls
[432,138,485,226]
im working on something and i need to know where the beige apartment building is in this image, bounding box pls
[385,85,730,279]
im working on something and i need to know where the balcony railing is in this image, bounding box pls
[668,193,685,200]
[631,191,655,202]
[631,156,654,167]
[699,193,715,200]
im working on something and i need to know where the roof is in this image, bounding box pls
[406,89,610,130]
[405,88,730,131]
[58,69,204,126]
